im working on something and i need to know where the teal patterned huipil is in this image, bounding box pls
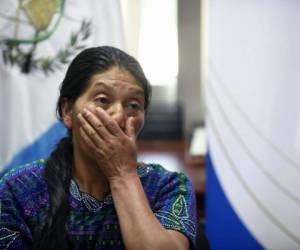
[0,159,196,249]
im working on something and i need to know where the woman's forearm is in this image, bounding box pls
[109,172,186,250]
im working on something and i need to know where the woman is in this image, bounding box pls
[0,46,196,249]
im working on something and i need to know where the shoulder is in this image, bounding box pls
[138,163,197,247]
[138,162,195,207]
[138,162,193,191]
[0,160,47,246]
[0,159,47,195]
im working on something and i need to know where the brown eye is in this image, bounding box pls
[127,101,142,111]
[95,96,110,107]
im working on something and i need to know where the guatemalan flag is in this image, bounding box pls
[0,0,124,173]
[206,1,300,249]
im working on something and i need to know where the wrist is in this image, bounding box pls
[109,171,139,190]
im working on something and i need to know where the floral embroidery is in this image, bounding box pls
[155,194,196,237]
[172,195,189,218]
[69,179,113,212]
[69,163,152,212]
[0,228,19,250]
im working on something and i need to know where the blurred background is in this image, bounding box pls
[1,0,300,249]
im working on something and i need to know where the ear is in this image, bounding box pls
[61,99,73,129]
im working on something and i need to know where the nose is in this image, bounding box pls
[108,103,127,131]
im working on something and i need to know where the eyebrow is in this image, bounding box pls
[129,89,144,98]
[93,82,112,90]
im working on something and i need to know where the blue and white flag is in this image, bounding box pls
[206,1,300,249]
[0,0,124,172]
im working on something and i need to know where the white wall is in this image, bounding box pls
[121,0,204,135]
[178,0,204,134]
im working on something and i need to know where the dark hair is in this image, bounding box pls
[34,46,151,249]
[57,46,151,117]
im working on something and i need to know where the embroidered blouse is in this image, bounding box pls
[0,159,196,249]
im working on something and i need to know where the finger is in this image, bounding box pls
[95,107,122,136]
[77,113,103,146]
[126,117,135,139]
[79,126,97,151]
[82,108,110,139]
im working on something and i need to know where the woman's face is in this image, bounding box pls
[63,66,145,157]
